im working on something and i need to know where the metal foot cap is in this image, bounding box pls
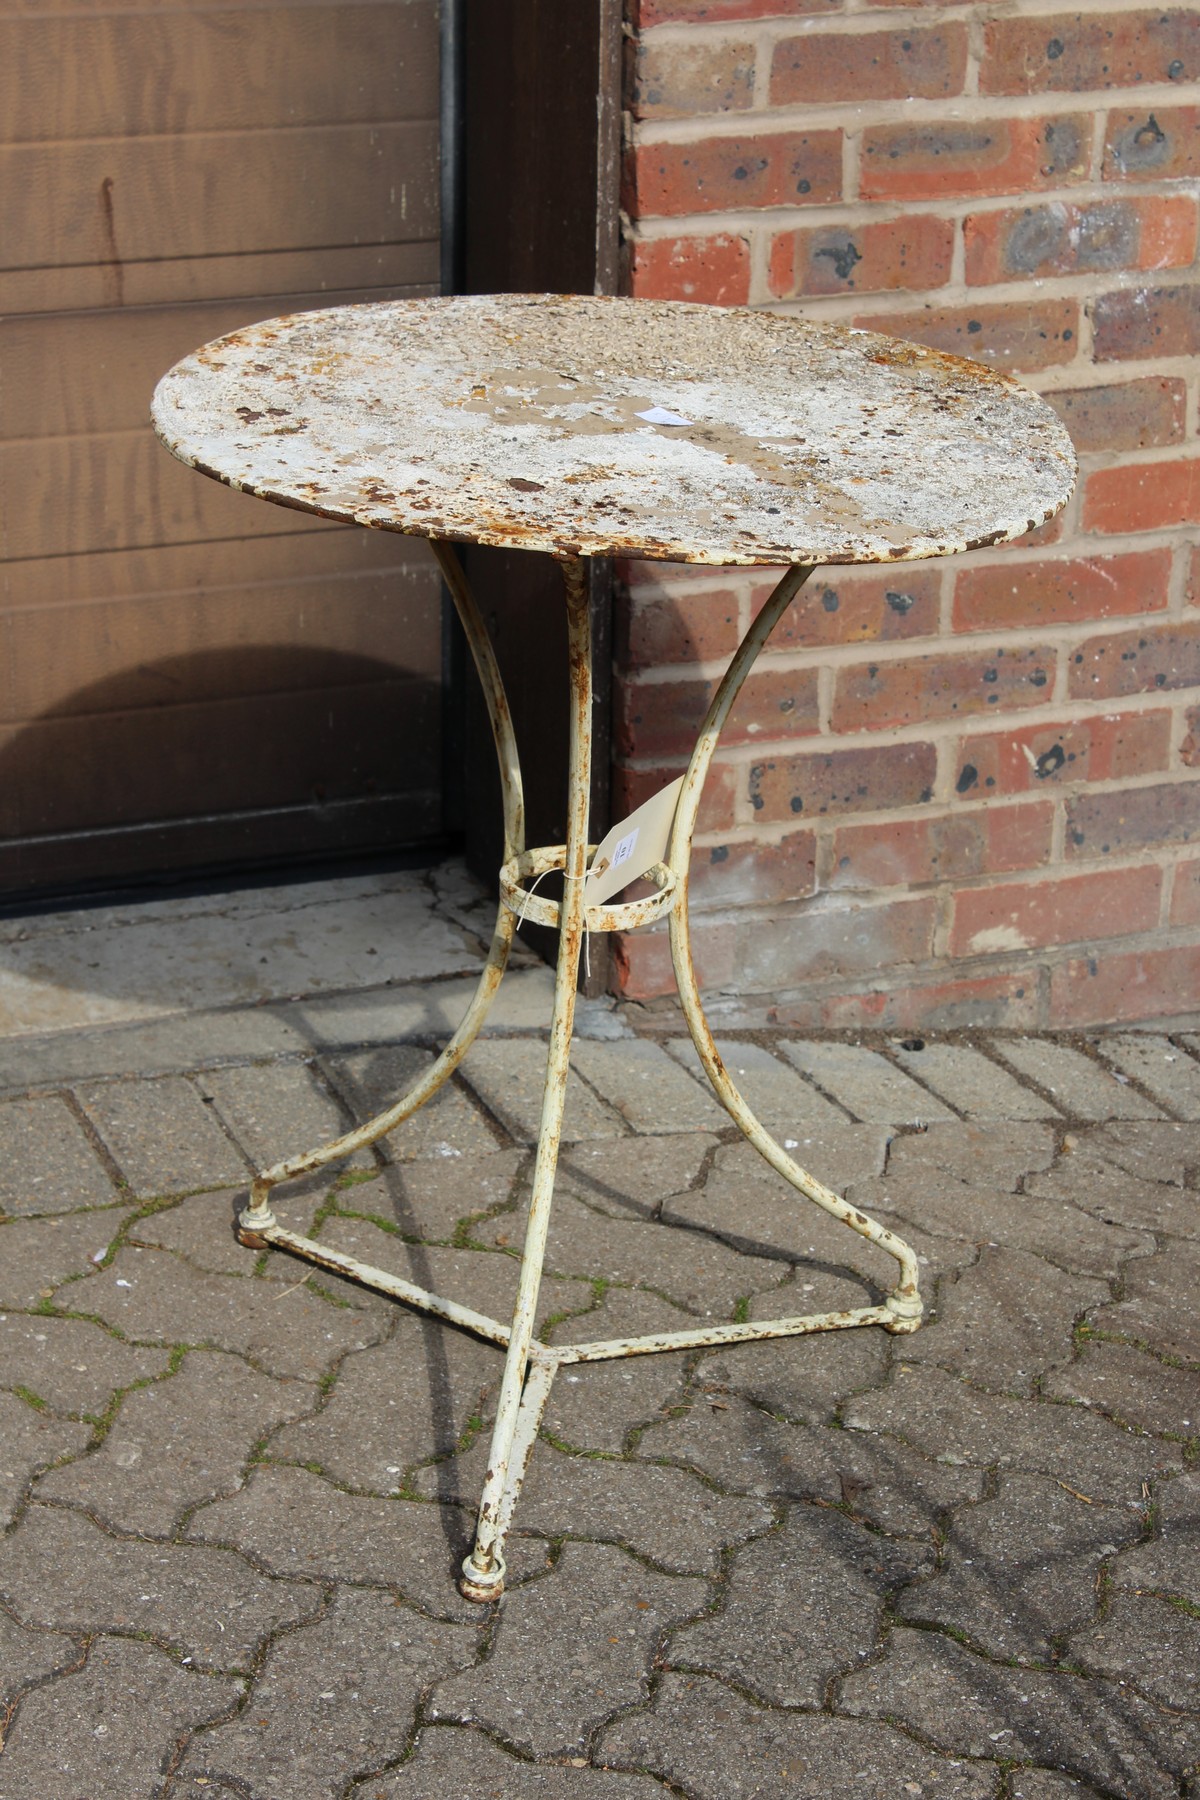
[459,1549,506,1603]
[883,1290,924,1333]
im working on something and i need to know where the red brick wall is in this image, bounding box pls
[615,0,1200,1029]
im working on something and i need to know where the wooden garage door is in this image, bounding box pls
[0,0,443,900]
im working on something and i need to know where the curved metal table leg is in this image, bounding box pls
[664,564,923,1329]
[238,542,525,1232]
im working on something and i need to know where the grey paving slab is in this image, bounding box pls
[900,1245,1110,1396]
[570,1038,729,1133]
[0,1608,80,1709]
[412,1436,773,1575]
[1008,1777,1104,1800]
[0,1005,308,1093]
[778,1040,956,1124]
[1043,1340,1200,1436]
[1051,1117,1200,1187]
[330,1043,503,1160]
[843,1364,1181,1502]
[445,1036,623,1144]
[73,1075,248,1196]
[663,1036,854,1129]
[1070,1588,1200,1712]
[59,1245,385,1381]
[840,1625,1200,1800]
[0,1209,130,1308]
[1027,1142,1200,1238]
[1095,1033,1200,1119]
[892,1040,1061,1120]
[0,1636,241,1800]
[599,1672,1000,1800]
[0,1312,169,1416]
[476,1190,789,1316]
[189,1463,548,1623]
[0,1390,90,1528]
[129,1184,322,1277]
[896,1472,1138,1661]
[885,1118,1057,1188]
[1110,1468,1200,1605]
[670,1505,929,1707]
[847,1171,1152,1281]
[0,1096,117,1216]
[541,1286,696,1453]
[292,962,557,1049]
[1086,1236,1200,1363]
[353,1729,673,1799]
[989,1036,1164,1120]
[37,1348,317,1535]
[197,1058,372,1172]
[0,1504,318,1669]
[636,1393,984,1537]
[338,1146,526,1243]
[269,1310,502,1492]
[180,1586,477,1797]
[692,1278,888,1424]
[428,1541,707,1758]
[556,1133,716,1216]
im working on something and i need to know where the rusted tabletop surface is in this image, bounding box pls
[152,293,1074,568]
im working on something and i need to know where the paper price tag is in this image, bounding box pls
[583,777,684,907]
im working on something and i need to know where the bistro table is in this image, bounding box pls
[152,294,1075,1600]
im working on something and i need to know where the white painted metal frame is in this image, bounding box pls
[237,546,923,1602]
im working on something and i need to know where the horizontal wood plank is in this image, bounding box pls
[1,4,437,145]
[0,250,436,318]
[4,121,439,272]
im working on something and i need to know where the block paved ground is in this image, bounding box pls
[0,864,1197,1799]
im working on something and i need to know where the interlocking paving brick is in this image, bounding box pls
[1086,1237,1200,1363]
[710,1128,893,1194]
[338,1146,527,1243]
[662,1144,906,1303]
[412,1437,772,1575]
[893,1040,1060,1120]
[989,1036,1164,1120]
[636,1394,983,1537]
[477,1191,788,1316]
[0,1312,169,1416]
[269,1312,501,1492]
[847,1172,1152,1281]
[180,1587,477,1795]
[1027,1142,1199,1238]
[556,1133,716,1215]
[670,1505,929,1706]
[198,1058,372,1172]
[1075,1117,1200,1187]
[129,1185,320,1277]
[0,1096,117,1216]
[1070,1588,1200,1712]
[1111,1467,1200,1605]
[885,1118,1057,1188]
[1043,1341,1200,1436]
[693,1277,888,1424]
[542,1287,696,1453]
[900,1246,1110,1395]
[0,1390,90,1528]
[598,1671,999,1800]
[330,1043,504,1159]
[839,1625,1200,1799]
[0,1505,318,1668]
[37,1348,316,1534]
[352,1727,673,1798]
[60,1245,385,1380]
[664,1036,854,1131]
[0,1606,79,1708]
[778,1040,956,1124]
[429,1541,707,1758]
[844,1364,1181,1502]
[1095,1033,1200,1119]
[453,1038,623,1143]
[0,1636,240,1800]
[188,1463,548,1622]
[896,1473,1138,1660]
[0,1209,130,1309]
[73,1075,248,1195]
[1009,1777,1104,1800]
[316,1216,595,1342]
[570,1037,729,1134]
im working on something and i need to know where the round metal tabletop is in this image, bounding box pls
[152,293,1075,568]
